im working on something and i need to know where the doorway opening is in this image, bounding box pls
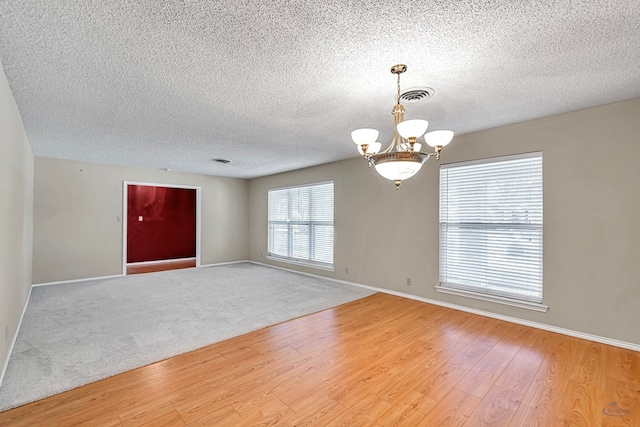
[123,182,201,275]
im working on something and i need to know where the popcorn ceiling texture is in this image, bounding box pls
[0,0,639,178]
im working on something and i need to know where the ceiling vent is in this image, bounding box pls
[398,87,435,103]
[212,158,231,164]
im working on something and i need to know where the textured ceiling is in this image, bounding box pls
[1,1,639,178]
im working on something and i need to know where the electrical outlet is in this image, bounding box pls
[406,277,412,286]
[345,267,349,274]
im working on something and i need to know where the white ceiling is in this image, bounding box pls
[1,1,639,179]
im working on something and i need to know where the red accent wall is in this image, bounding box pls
[127,185,196,263]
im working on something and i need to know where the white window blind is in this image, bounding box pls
[439,153,543,303]
[268,181,334,269]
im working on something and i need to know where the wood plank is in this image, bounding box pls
[456,340,522,398]
[494,345,544,395]
[374,335,468,405]
[560,340,609,425]
[509,333,583,425]
[287,398,348,427]
[184,405,242,426]
[285,396,344,427]
[374,391,437,426]
[138,409,184,427]
[58,413,124,427]
[231,399,295,426]
[323,393,392,426]
[58,416,123,427]
[604,345,640,414]
[408,387,480,426]
[463,384,523,426]
[417,336,496,401]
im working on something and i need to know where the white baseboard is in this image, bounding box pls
[249,260,640,353]
[0,285,33,388]
[32,260,251,288]
[33,274,124,287]
[199,260,250,268]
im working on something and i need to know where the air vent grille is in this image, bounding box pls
[398,87,435,103]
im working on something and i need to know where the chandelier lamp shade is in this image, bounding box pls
[351,64,455,189]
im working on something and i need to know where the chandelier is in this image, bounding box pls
[351,64,455,189]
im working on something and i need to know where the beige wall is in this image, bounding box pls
[33,158,250,283]
[249,97,640,346]
[0,62,34,376]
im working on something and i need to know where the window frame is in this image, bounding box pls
[267,181,334,271]
[435,152,548,312]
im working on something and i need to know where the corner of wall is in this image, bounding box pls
[0,60,35,384]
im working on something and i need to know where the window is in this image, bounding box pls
[268,181,334,270]
[437,153,544,309]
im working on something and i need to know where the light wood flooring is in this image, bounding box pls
[0,293,638,426]
[126,258,196,275]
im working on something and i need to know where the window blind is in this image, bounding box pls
[439,153,543,303]
[268,181,334,268]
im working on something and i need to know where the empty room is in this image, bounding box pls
[1,1,639,425]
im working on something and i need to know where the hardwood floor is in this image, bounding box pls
[0,293,638,426]
[126,258,196,275]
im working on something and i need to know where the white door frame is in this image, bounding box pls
[122,181,202,275]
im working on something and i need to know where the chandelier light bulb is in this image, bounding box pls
[424,130,455,147]
[351,128,379,145]
[396,119,429,139]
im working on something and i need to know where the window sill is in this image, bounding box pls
[266,255,334,272]
[435,285,548,312]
